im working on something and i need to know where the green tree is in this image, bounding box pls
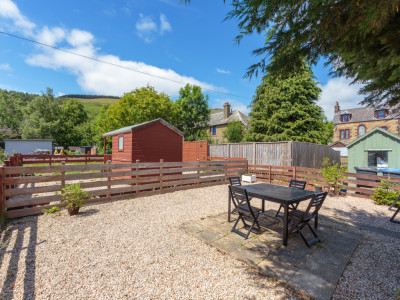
[176,84,210,141]
[100,86,180,134]
[21,88,63,142]
[223,121,244,143]
[244,62,326,143]
[184,0,400,107]
[0,90,24,138]
[320,120,334,145]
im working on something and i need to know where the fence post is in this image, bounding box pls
[49,155,52,166]
[61,161,66,193]
[268,165,271,184]
[160,159,164,191]
[197,159,200,185]
[0,166,4,217]
[136,159,140,193]
[107,160,111,198]
[225,158,228,181]
[293,166,296,180]
[85,156,88,165]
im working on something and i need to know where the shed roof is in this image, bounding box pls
[3,139,53,142]
[102,118,184,137]
[209,110,250,127]
[347,127,400,148]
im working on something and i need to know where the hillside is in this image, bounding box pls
[59,97,119,119]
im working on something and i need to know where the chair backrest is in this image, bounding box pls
[229,185,250,209]
[229,176,242,186]
[305,192,328,217]
[289,179,306,190]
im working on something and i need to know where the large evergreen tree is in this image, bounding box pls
[176,84,210,141]
[245,62,326,143]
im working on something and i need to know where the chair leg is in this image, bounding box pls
[296,222,321,247]
[315,214,319,229]
[390,206,400,224]
[231,212,262,239]
[275,204,283,218]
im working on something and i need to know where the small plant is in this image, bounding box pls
[371,180,400,206]
[0,149,10,164]
[320,157,345,195]
[316,242,323,248]
[62,183,89,215]
[394,288,400,298]
[44,206,60,215]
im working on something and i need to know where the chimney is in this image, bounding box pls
[334,101,340,114]
[224,102,231,119]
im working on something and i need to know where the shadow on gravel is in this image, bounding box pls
[76,208,100,217]
[0,216,40,299]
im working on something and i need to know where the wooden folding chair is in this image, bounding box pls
[275,179,307,218]
[288,192,328,247]
[229,176,242,187]
[229,185,262,239]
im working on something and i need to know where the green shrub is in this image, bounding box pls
[371,180,400,206]
[0,149,10,164]
[320,157,346,195]
[44,206,60,215]
[62,183,89,210]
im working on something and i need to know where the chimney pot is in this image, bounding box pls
[223,102,231,119]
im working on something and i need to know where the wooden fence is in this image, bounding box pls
[248,164,400,199]
[208,142,340,168]
[6,153,112,166]
[0,159,246,218]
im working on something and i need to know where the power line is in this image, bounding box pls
[0,30,251,100]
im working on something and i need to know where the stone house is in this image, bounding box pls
[332,101,400,144]
[209,102,250,143]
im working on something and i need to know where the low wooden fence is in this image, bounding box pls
[0,159,246,218]
[6,153,112,166]
[248,165,400,199]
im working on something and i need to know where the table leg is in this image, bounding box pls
[283,203,288,246]
[262,198,265,212]
[228,188,232,222]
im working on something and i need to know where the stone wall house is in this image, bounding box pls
[209,102,250,143]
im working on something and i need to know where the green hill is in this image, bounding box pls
[59,97,119,119]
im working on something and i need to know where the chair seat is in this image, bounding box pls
[236,203,262,216]
[289,209,315,222]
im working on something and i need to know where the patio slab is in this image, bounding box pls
[181,212,362,300]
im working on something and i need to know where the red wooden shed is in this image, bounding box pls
[102,118,183,163]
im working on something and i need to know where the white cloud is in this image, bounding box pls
[136,14,157,43]
[0,63,11,71]
[57,91,65,97]
[319,77,365,120]
[216,68,230,75]
[213,98,250,114]
[0,0,35,34]
[160,14,172,35]
[0,1,223,98]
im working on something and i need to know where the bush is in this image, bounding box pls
[62,183,89,210]
[320,157,346,195]
[371,180,400,206]
[44,206,60,215]
[0,149,10,164]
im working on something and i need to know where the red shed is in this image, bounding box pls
[102,118,183,163]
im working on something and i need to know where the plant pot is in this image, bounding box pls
[242,174,256,183]
[315,186,323,193]
[67,207,80,216]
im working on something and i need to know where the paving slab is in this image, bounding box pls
[182,212,362,300]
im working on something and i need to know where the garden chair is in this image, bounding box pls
[229,176,242,187]
[288,192,328,247]
[390,206,400,224]
[275,179,307,218]
[389,194,400,211]
[229,185,262,239]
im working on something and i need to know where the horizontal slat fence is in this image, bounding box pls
[18,154,111,165]
[1,159,246,218]
[248,165,400,199]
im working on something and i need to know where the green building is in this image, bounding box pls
[348,127,400,173]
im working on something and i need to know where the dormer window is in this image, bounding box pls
[375,109,388,119]
[340,114,352,122]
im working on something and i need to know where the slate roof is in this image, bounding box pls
[333,107,398,124]
[102,118,184,137]
[209,110,250,127]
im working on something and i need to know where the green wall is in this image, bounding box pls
[348,130,400,173]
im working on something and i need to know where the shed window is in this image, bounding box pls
[210,126,216,135]
[358,125,366,136]
[118,136,124,151]
[368,151,388,168]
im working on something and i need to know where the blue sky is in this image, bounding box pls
[0,0,364,119]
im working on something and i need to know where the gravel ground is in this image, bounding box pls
[0,184,399,299]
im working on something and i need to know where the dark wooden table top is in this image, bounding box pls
[236,183,316,204]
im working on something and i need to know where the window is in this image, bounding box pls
[375,109,388,119]
[118,136,124,151]
[358,125,366,136]
[368,151,388,168]
[340,114,352,122]
[210,126,216,135]
[340,129,350,139]
[381,126,387,130]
